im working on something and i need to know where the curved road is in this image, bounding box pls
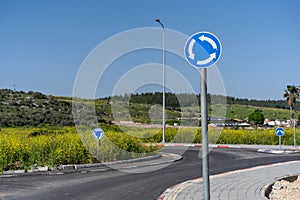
[1,147,300,200]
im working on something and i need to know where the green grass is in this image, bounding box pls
[187,104,290,120]
[226,104,290,120]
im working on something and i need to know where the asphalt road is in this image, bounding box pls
[1,147,300,200]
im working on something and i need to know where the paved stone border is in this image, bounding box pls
[157,178,203,200]
[157,161,300,200]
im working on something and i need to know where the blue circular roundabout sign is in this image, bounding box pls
[184,31,222,68]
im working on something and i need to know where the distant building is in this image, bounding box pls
[264,118,291,127]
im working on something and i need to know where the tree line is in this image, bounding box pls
[115,92,294,110]
[0,88,296,127]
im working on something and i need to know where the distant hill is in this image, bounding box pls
[0,89,73,127]
[0,89,293,127]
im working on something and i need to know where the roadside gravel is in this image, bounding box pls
[269,175,300,200]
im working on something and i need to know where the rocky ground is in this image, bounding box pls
[269,175,300,200]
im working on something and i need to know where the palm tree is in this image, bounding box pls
[284,85,299,118]
[283,85,299,147]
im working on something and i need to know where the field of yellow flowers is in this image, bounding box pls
[0,126,161,172]
[0,127,88,172]
[0,126,298,172]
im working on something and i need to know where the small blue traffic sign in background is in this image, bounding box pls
[184,31,222,68]
[93,128,104,140]
[275,127,284,137]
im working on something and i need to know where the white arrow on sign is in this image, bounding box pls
[275,127,285,137]
[199,34,217,49]
[197,52,216,65]
[276,129,284,135]
[188,39,195,60]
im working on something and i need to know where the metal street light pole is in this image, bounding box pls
[294,117,296,148]
[155,18,166,143]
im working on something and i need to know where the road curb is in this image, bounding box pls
[140,143,238,148]
[157,178,202,200]
[257,149,300,154]
[0,153,180,177]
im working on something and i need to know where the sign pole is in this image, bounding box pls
[279,136,282,150]
[97,139,101,161]
[201,68,210,200]
[184,31,221,200]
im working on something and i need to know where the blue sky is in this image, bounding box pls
[0,0,300,100]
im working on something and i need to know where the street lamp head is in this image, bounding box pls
[155,18,164,28]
